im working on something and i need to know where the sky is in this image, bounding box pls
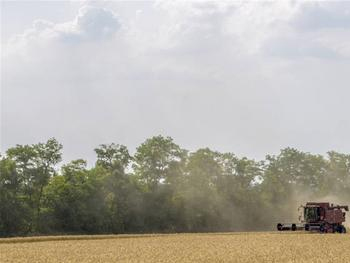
[1,1,350,165]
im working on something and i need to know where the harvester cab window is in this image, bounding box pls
[304,207,320,222]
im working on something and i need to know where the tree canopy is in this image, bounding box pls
[1,137,349,237]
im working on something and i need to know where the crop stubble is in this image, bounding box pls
[0,232,349,263]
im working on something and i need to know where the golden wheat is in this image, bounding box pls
[0,232,349,263]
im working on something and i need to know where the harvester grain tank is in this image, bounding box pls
[277,202,348,233]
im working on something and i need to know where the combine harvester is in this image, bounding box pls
[277,202,348,233]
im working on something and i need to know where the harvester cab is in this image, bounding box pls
[277,202,348,233]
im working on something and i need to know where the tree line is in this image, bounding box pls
[1,136,349,237]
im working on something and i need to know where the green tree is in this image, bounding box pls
[325,152,350,199]
[217,153,263,230]
[0,157,30,236]
[95,143,131,169]
[44,160,109,233]
[6,138,62,233]
[181,148,223,231]
[133,136,186,190]
[132,136,187,231]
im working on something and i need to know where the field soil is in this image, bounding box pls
[1,232,349,263]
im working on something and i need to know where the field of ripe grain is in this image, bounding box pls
[1,232,349,263]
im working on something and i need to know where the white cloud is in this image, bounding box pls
[292,2,350,31]
[5,5,121,54]
[151,1,350,59]
[6,2,350,59]
[2,2,350,163]
[62,5,121,41]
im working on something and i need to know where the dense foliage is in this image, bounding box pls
[1,136,349,237]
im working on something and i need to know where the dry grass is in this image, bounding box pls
[1,232,349,263]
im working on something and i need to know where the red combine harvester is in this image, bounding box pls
[277,202,348,233]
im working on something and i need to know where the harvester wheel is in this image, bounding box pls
[336,226,342,233]
[292,224,297,231]
[336,225,346,234]
[332,225,337,233]
[305,224,309,231]
[319,225,325,233]
[340,226,347,234]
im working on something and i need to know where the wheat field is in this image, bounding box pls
[1,232,349,263]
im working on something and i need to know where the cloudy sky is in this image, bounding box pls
[1,1,350,164]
